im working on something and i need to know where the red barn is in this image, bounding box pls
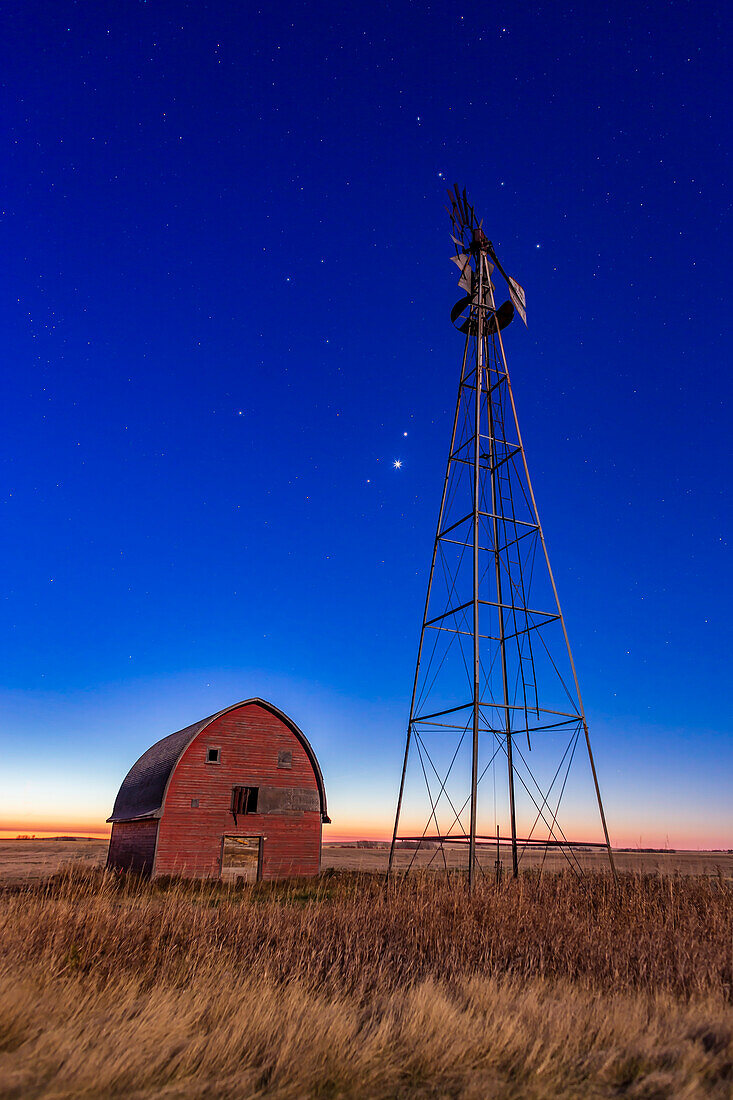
[107,698,329,881]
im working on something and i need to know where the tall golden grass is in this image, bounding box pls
[0,868,731,1098]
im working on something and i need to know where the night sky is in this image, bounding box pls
[1,1,730,845]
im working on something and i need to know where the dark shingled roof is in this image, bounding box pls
[108,698,329,823]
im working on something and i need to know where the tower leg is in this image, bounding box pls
[485,326,518,878]
[388,725,412,878]
[490,312,617,882]
[469,250,485,892]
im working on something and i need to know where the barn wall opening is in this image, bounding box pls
[231,785,258,815]
[221,836,261,883]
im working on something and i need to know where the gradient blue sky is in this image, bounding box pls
[1,1,730,845]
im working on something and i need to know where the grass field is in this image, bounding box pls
[0,850,731,1098]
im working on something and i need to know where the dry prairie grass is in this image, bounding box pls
[0,869,731,1098]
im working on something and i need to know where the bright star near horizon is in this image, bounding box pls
[393,459,403,469]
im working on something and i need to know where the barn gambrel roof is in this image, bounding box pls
[107,698,329,823]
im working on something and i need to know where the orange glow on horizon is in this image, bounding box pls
[0,829,111,841]
[0,817,727,851]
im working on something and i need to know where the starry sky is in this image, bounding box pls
[1,0,730,846]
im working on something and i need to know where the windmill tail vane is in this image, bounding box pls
[388,187,615,889]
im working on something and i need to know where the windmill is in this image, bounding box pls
[388,188,615,888]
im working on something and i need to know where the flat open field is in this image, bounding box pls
[0,866,731,1098]
[326,842,733,877]
[1,838,731,885]
[0,839,109,885]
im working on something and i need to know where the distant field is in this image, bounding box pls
[0,837,731,885]
[325,841,733,878]
[0,839,109,885]
[0,865,730,1098]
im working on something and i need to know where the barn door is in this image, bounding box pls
[221,836,262,883]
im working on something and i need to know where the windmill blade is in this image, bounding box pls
[447,208,460,242]
[487,299,515,335]
[451,252,474,293]
[505,276,527,326]
[486,243,528,327]
[466,192,480,231]
[450,295,472,324]
[447,202,462,238]
[450,252,470,271]
[447,188,463,225]
[453,184,468,226]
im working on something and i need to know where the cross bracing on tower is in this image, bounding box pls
[388,188,615,888]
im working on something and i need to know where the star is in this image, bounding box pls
[393,459,402,469]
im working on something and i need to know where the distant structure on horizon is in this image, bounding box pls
[107,699,329,881]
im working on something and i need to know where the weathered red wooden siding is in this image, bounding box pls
[153,703,322,879]
[107,820,158,874]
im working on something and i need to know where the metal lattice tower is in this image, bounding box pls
[388,188,615,888]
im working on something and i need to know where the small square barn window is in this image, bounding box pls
[231,786,258,815]
[190,798,199,808]
[278,750,292,769]
[206,747,220,764]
